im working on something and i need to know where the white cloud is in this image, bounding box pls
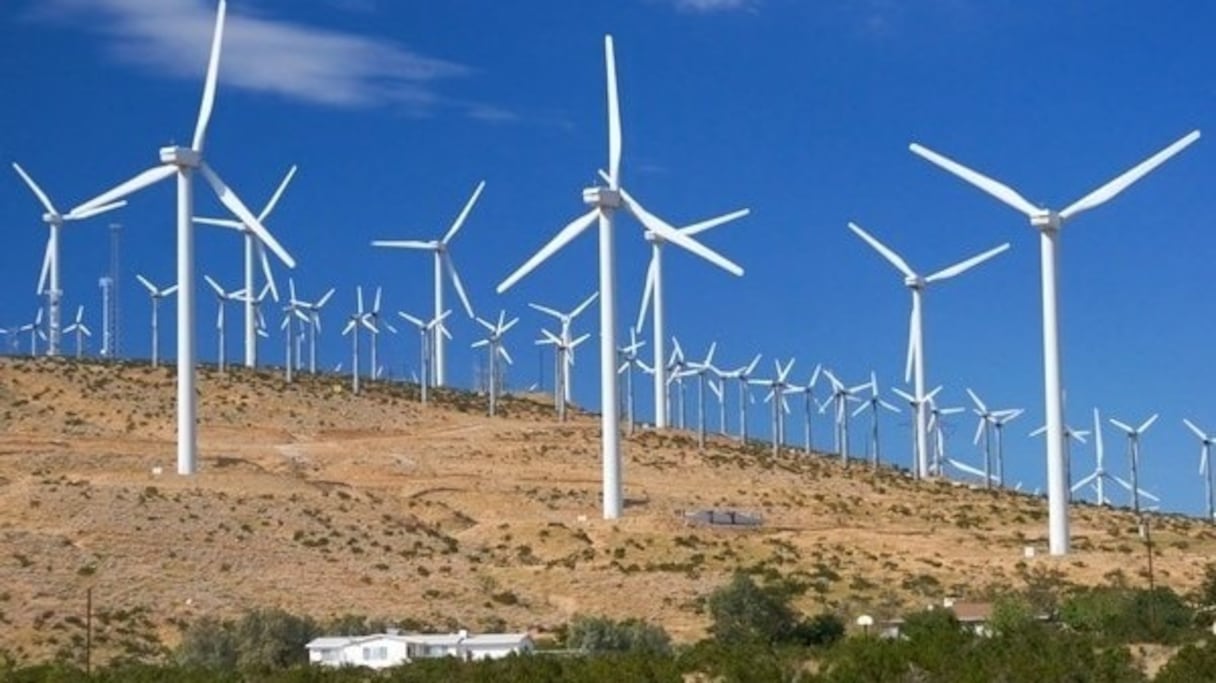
[663,0,758,13]
[26,0,501,117]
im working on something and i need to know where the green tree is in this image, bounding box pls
[1155,638,1216,683]
[706,572,796,645]
[176,615,238,670]
[565,615,672,655]
[233,608,319,672]
[789,612,845,647]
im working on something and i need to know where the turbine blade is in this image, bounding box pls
[904,306,916,384]
[11,162,58,215]
[72,164,176,214]
[36,238,52,295]
[192,0,227,152]
[66,200,127,221]
[604,35,621,188]
[925,243,1011,283]
[847,221,916,279]
[193,217,244,229]
[200,164,296,268]
[445,254,476,318]
[258,164,298,221]
[497,209,599,293]
[1059,130,1202,221]
[636,254,657,333]
[571,291,600,318]
[1184,418,1207,441]
[316,288,335,309]
[398,311,425,328]
[499,346,514,365]
[908,143,1040,217]
[442,180,486,244]
[136,274,157,295]
[966,387,986,413]
[371,240,436,249]
[1138,414,1159,433]
[1109,418,1135,434]
[258,242,279,302]
[203,274,225,298]
[680,208,750,238]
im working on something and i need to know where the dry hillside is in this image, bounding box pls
[0,355,1214,665]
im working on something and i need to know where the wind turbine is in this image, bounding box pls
[781,364,822,455]
[909,129,1201,555]
[194,165,297,368]
[927,396,966,477]
[530,292,598,405]
[1108,413,1159,515]
[854,372,900,468]
[363,287,387,383]
[990,407,1024,487]
[1071,408,1123,506]
[341,287,374,394]
[1030,416,1090,500]
[537,328,591,421]
[708,374,726,435]
[280,304,297,383]
[496,38,742,520]
[472,311,518,417]
[894,386,942,475]
[371,181,483,387]
[750,358,795,457]
[287,279,335,375]
[847,221,1009,479]
[62,306,92,359]
[636,210,749,430]
[12,163,125,356]
[70,0,296,476]
[18,310,46,356]
[682,342,718,449]
[967,388,1000,489]
[399,309,452,405]
[136,274,178,368]
[719,354,762,443]
[616,328,649,434]
[824,369,872,463]
[203,275,240,373]
[1183,419,1216,521]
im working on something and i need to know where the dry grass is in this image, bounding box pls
[1,355,1214,665]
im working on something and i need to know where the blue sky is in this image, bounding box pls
[2,0,1215,518]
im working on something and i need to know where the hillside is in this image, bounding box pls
[0,355,1213,665]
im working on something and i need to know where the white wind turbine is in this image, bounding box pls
[848,221,1009,479]
[279,303,298,382]
[910,129,1201,555]
[472,311,519,417]
[1183,419,1216,521]
[399,309,452,405]
[341,287,374,394]
[666,339,691,429]
[682,342,719,449]
[616,327,649,434]
[719,354,761,443]
[70,0,296,476]
[18,309,46,356]
[537,328,591,421]
[1071,407,1124,506]
[709,374,726,435]
[12,163,125,356]
[824,369,872,464]
[927,396,966,477]
[782,364,822,454]
[966,388,1002,489]
[287,279,335,375]
[194,165,297,368]
[853,372,900,468]
[530,292,599,405]
[750,358,795,457]
[893,385,941,475]
[495,35,742,520]
[1108,413,1160,515]
[371,181,483,387]
[1029,420,1088,501]
[362,287,387,383]
[636,210,749,430]
[63,306,92,359]
[136,275,178,368]
[989,407,1025,487]
[203,275,241,373]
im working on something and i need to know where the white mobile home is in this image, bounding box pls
[306,629,533,668]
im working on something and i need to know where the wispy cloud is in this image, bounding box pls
[660,0,759,14]
[25,0,503,118]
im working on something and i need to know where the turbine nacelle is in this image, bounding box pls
[582,186,621,209]
[1029,210,1061,232]
[902,275,926,289]
[159,146,201,168]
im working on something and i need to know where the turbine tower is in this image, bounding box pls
[495,35,743,520]
[909,129,1200,555]
[1183,419,1216,521]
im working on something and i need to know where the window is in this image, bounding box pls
[321,650,339,662]
[361,646,388,661]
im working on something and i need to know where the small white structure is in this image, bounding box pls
[306,629,533,669]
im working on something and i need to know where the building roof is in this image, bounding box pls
[463,633,532,646]
[307,631,529,650]
[306,637,354,650]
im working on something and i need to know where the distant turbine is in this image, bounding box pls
[472,311,518,417]
[203,275,241,373]
[371,180,483,387]
[781,364,822,454]
[62,306,92,359]
[136,274,178,368]
[854,371,900,468]
[718,354,761,443]
[341,287,374,394]
[287,279,335,375]
[12,162,125,356]
[495,35,743,520]
[1182,418,1216,521]
[1108,413,1159,515]
[530,292,598,406]
[824,369,872,464]
[18,309,46,356]
[750,358,795,457]
[1072,407,1122,506]
[399,309,452,405]
[70,0,297,475]
[910,128,1201,555]
[616,327,649,435]
[848,221,1009,479]
[681,342,718,449]
[537,327,590,421]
